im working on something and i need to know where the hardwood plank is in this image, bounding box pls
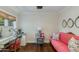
[18,43,56,52]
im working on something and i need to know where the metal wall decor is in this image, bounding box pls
[67,18,74,28]
[62,19,67,28]
[75,16,79,28]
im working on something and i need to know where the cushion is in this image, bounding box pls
[60,32,73,45]
[52,33,59,40]
[73,35,79,40]
[68,37,79,52]
[51,40,69,52]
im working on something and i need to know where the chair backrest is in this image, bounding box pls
[15,38,20,45]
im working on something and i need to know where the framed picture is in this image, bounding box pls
[67,18,74,28]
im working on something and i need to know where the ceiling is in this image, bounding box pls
[8,6,65,13]
[0,6,66,16]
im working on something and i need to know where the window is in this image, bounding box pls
[0,17,4,26]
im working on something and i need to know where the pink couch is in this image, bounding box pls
[49,32,79,52]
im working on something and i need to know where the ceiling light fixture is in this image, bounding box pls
[36,6,43,9]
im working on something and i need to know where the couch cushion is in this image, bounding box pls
[60,32,73,45]
[68,37,79,52]
[51,40,69,52]
[52,33,59,40]
[73,35,79,40]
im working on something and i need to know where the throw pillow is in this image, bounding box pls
[68,37,79,52]
[52,33,59,40]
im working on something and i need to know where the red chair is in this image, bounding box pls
[40,33,45,39]
[9,38,20,52]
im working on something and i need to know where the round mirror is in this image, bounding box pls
[67,18,74,28]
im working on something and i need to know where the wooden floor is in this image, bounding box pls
[18,43,56,52]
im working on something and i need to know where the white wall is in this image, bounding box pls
[58,7,79,35]
[19,12,58,43]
